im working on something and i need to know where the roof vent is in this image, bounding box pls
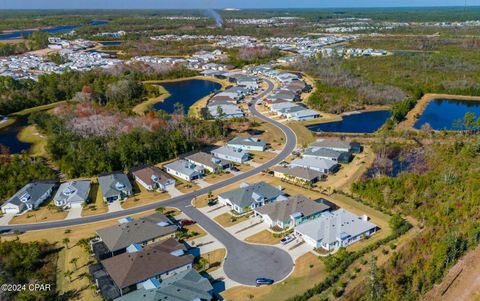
[115,182,126,191]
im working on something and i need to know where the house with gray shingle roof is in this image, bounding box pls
[98,172,132,203]
[185,152,231,173]
[294,209,377,250]
[113,269,213,301]
[1,180,57,214]
[164,159,204,182]
[227,136,267,151]
[254,195,330,229]
[303,147,352,163]
[53,180,91,208]
[218,181,286,214]
[95,213,177,256]
[272,166,325,184]
[211,146,250,164]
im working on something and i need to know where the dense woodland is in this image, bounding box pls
[0,155,57,203]
[30,108,228,178]
[0,65,197,115]
[349,137,480,300]
[0,240,58,301]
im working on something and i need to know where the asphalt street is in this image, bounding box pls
[0,78,299,285]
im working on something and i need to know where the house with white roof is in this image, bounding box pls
[227,136,267,151]
[164,159,204,182]
[295,209,377,250]
[211,146,250,163]
[290,157,339,174]
[53,180,91,208]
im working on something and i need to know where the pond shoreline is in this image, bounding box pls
[398,93,480,131]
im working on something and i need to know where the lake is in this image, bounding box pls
[99,41,123,46]
[307,110,391,133]
[0,20,110,40]
[414,99,480,130]
[154,79,221,114]
[0,118,31,154]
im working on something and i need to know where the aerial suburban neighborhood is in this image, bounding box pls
[0,3,480,301]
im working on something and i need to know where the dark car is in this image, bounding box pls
[230,166,240,172]
[179,219,196,227]
[256,278,274,286]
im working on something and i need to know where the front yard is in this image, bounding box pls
[9,200,68,224]
[81,183,108,217]
[213,212,250,228]
[244,229,282,245]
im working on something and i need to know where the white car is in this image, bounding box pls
[280,234,295,245]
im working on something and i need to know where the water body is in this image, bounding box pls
[0,20,110,40]
[154,79,221,114]
[414,99,480,130]
[0,118,31,154]
[308,110,391,133]
[99,41,123,46]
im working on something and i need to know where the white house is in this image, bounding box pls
[295,209,377,250]
[211,146,250,163]
[53,180,91,208]
[226,136,267,151]
[290,157,339,174]
[164,160,204,182]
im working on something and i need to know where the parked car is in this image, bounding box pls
[256,278,274,286]
[179,219,196,227]
[230,166,240,172]
[280,234,295,245]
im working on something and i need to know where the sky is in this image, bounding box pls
[0,0,479,9]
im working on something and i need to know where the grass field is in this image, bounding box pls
[132,85,170,115]
[284,120,315,147]
[244,229,281,245]
[213,212,250,228]
[81,183,108,217]
[17,125,48,157]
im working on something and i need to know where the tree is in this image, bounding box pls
[366,260,386,301]
[70,257,79,269]
[463,112,476,131]
[155,207,166,213]
[62,238,70,249]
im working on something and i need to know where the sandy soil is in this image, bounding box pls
[397,93,480,131]
[423,244,480,301]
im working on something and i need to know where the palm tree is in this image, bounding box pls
[64,270,73,282]
[62,237,70,249]
[70,257,79,269]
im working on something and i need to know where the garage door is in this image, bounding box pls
[2,208,18,214]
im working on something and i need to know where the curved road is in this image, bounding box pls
[0,78,298,285]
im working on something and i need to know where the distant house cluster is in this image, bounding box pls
[89,213,213,300]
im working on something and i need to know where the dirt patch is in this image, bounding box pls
[424,244,480,301]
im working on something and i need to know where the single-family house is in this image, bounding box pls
[94,213,177,258]
[211,146,250,164]
[272,166,325,184]
[218,182,286,214]
[164,159,204,182]
[295,209,377,250]
[100,238,194,296]
[53,180,91,208]
[114,269,213,301]
[227,136,267,151]
[290,157,339,174]
[186,152,231,173]
[279,106,321,121]
[207,104,244,119]
[98,172,132,203]
[303,147,352,163]
[310,139,362,153]
[1,180,57,214]
[254,195,330,229]
[131,165,175,192]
